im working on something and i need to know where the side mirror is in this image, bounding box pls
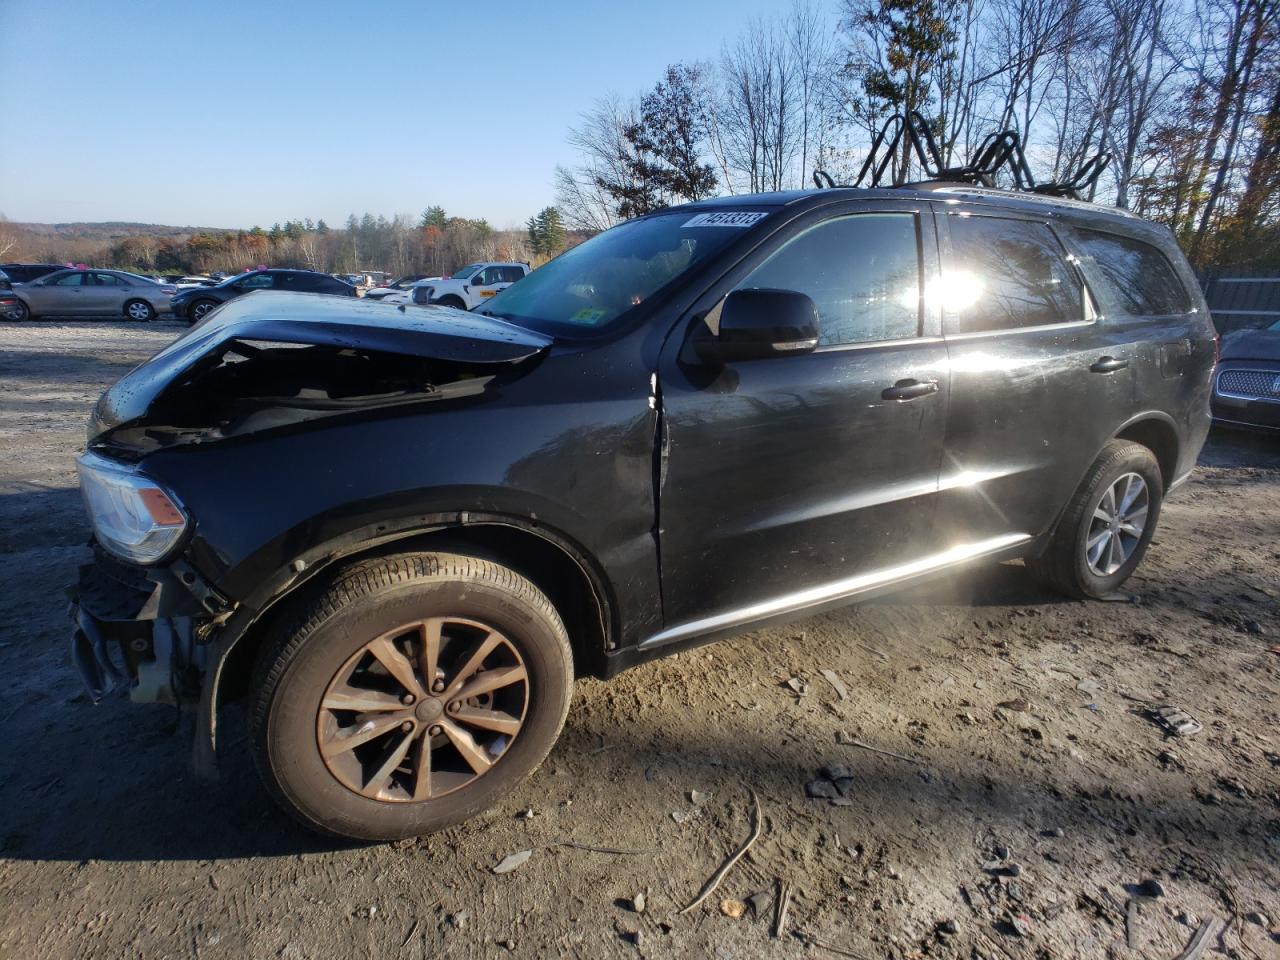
[694,288,821,364]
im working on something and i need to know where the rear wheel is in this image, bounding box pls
[1027,439,1163,599]
[249,552,573,841]
[124,299,155,322]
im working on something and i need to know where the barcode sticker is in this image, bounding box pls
[682,211,769,228]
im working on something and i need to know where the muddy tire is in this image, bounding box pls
[249,552,573,841]
[1027,439,1163,599]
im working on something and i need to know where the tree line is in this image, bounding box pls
[0,206,577,278]
[555,0,1280,271]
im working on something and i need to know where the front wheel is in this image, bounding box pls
[1027,439,1164,599]
[3,299,29,321]
[189,298,219,323]
[124,299,156,322]
[249,552,573,841]
[436,295,467,310]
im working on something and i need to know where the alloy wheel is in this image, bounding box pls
[316,617,529,802]
[127,301,152,321]
[1085,472,1149,576]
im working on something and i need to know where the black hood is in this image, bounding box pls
[1219,327,1280,363]
[90,291,552,440]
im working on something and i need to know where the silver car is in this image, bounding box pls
[5,269,176,322]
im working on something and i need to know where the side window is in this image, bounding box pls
[237,273,274,290]
[505,266,526,282]
[474,267,494,285]
[1065,227,1191,316]
[737,213,921,347]
[53,272,84,286]
[91,272,124,286]
[946,215,1083,333]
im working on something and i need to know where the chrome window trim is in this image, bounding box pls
[944,319,1095,341]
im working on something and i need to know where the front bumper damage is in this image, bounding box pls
[68,547,225,711]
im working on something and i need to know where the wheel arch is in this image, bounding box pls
[1112,411,1180,487]
[1031,411,1181,558]
[209,512,613,723]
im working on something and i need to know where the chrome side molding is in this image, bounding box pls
[639,532,1031,650]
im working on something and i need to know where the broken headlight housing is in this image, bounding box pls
[76,452,188,564]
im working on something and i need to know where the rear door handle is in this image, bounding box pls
[882,378,939,401]
[1090,356,1129,373]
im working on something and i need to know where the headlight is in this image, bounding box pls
[76,452,188,564]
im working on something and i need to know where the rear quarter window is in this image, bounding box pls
[1066,227,1192,316]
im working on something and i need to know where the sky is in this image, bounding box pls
[0,0,789,230]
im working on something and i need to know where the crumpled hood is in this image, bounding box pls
[1219,327,1280,363]
[89,291,552,439]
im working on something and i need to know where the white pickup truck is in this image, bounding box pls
[384,262,530,310]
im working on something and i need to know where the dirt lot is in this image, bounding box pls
[0,320,1277,960]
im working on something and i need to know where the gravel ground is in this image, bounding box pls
[0,320,1277,960]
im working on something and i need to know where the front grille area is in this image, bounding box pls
[1216,368,1280,402]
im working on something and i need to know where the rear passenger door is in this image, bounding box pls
[84,272,129,314]
[656,201,950,631]
[933,209,1138,549]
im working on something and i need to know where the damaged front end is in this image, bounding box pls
[68,293,553,762]
[69,546,225,705]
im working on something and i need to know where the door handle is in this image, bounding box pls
[1090,356,1129,373]
[882,378,939,401]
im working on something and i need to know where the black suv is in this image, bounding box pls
[70,186,1214,840]
[170,268,356,323]
[2,263,67,284]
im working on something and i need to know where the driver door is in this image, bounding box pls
[33,271,88,315]
[654,201,950,636]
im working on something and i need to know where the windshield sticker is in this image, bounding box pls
[567,308,608,325]
[682,211,768,228]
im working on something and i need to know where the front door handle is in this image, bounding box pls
[1090,356,1129,373]
[882,378,939,401]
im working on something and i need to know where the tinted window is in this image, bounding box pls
[499,266,525,283]
[53,272,84,286]
[737,213,921,347]
[236,273,274,290]
[947,216,1082,333]
[1066,227,1191,316]
[91,272,125,286]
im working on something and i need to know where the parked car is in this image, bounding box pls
[0,285,19,320]
[161,274,218,289]
[170,269,356,322]
[7,269,176,321]
[1,263,68,284]
[362,275,432,301]
[0,267,11,291]
[385,262,529,310]
[1211,318,1280,430]
[70,186,1214,841]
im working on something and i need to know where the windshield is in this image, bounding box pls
[449,264,482,280]
[476,210,766,338]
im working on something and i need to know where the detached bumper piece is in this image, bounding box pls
[67,549,212,706]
